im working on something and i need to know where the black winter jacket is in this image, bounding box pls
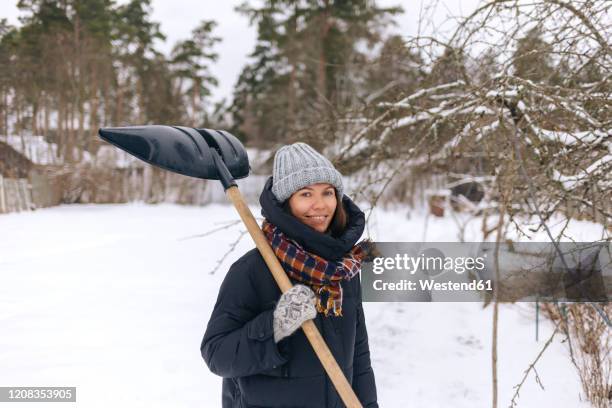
[201,178,378,408]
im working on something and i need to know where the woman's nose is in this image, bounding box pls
[312,195,326,210]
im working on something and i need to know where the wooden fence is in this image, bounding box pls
[0,168,608,226]
[0,175,33,214]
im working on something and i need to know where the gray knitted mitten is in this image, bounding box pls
[273,284,317,343]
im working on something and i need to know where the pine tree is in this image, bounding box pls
[512,26,554,83]
[428,46,467,86]
[171,20,221,126]
[0,19,17,136]
[113,0,166,124]
[232,0,401,147]
[1,0,221,161]
[364,35,423,104]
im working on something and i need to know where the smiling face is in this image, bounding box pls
[287,183,338,233]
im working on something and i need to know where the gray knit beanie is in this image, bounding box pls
[271,142,344,203]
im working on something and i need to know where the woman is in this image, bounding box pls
[201,142,378,408]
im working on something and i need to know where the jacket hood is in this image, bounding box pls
[259,176,365,262]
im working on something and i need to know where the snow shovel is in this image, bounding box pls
[98,125,363,408]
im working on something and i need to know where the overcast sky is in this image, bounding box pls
[1,0,482,104]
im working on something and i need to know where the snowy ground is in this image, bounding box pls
[0,203,606,407]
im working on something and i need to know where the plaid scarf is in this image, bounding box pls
[262,220,368,317]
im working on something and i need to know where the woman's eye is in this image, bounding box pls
[298,190,333,198]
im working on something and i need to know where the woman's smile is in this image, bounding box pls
[304,214,330,228]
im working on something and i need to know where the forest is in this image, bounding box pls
[0,1,609,218]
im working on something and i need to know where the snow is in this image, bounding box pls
[471,105,495,115]
[474,119,501,142]
[0,203,605,407]
[94,146,144,169]
[559,101,602,128]
[553,154,612,190]
[0,135,95,166]
[377,81,466,109]
[391,100,478,129]
[532,127,610,146]
[0,135,147,168]
[486,88,519,98]
[1,135,60,165]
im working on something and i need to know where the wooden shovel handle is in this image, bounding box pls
[226,186,363,408]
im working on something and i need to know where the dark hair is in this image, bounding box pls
[328,190,348,237]
[282,189,348,237]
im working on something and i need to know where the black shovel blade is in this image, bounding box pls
[98,125,249,180]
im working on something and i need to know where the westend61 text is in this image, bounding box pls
[373,279,493,292]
